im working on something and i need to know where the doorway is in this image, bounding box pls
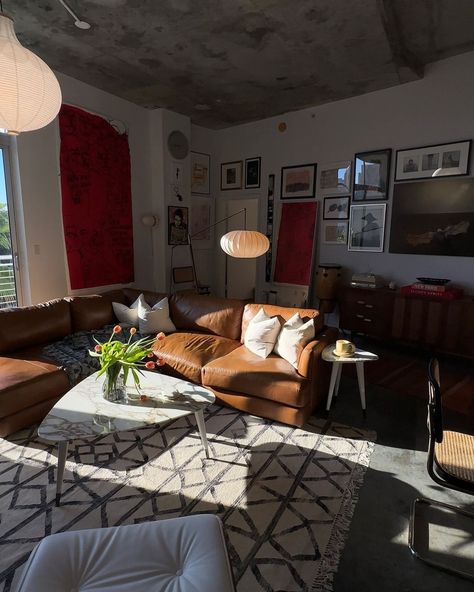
[0,139,21,308]
[225,198,259,299]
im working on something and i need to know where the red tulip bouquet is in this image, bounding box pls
[89,325,165,400]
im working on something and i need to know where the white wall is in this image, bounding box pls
[211,51,474,303]
[16,72,154,304]
[190,124,218,291]
[11,50,474,305]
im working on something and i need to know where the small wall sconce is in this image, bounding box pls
[141,214,159,227]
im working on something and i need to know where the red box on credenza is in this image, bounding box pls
[401,285,464,300]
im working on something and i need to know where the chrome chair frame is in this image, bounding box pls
[408,358,474,582]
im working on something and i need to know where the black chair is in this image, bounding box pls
[409,358,474,581]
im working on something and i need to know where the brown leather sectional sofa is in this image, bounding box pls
[0,288,338,437]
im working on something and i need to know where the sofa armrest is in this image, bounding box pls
[298,326,340,413]
[298,327,339,378]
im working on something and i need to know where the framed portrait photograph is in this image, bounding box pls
[191,151,210,194]
[318,161,352,195]
[395,140,471,181]
[168,205,189,245]
[221,161,243,190]
[280,163,316,199]
[245,157,261,188]
[348,203,386,252]
[353,149,391,201]
[389,178,474,257]
[323,196,350,220]
[322,221,348,245]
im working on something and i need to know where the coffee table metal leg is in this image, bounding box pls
[56,440,69,506]
[195,410,209,458]
[356,361,367,416]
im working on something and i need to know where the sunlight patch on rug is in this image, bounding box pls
[0,405,375,592]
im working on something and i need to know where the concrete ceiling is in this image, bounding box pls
[4,0,474,128]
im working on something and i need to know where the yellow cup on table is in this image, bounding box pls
[334,339,355,357]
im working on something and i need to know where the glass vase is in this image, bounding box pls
[102,365,127,403]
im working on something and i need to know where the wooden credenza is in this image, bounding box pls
[338,286,474,359]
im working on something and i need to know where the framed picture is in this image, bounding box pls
[191,151,210,194]
[318,161,352,195]
[395,140,471,181]
[280,163,316,199]
[323,196,350,220]
[221,161,243,190]
[348,203,386,252]
[245,157,261,188]
[353,149,391,201]
[190,196,212,247]
[389,178,474,257]
[168,205,189,245]
[322,221,348,245]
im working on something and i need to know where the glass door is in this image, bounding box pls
[0,140,20,308]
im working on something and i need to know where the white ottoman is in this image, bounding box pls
[16,515,235,592]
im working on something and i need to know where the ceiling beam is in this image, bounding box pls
[377,0,425,82]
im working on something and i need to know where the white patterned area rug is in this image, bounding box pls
[0,405,375,592]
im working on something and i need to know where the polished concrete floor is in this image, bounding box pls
[314,375,474,592]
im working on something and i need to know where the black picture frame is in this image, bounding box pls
[168,205,189,245]
[280,163,317,199]
[394,139,471,182]
[220,161,243,191]
[353,149,392,201]
[323,196,350,220]
[245,157,261,189]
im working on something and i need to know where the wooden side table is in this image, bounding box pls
[322,345,379,415]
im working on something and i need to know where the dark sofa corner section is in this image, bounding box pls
[0,290,337,437]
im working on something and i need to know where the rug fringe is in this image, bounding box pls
[311,439,376,592]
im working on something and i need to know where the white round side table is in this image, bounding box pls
[322,345,379,415]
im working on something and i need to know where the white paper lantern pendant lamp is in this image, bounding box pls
[0,7,62,135]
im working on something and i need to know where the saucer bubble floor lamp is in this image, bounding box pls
[0,6,62,135]
[170,208,269,293]
[220,230,269,258]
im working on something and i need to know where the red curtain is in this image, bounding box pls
[59,105,134,289]
[273,202,317,285]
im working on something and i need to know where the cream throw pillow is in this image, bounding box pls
[138,296,176,334]
[244,308,281,359]
[274,313,315,368]
[112,294,142,326]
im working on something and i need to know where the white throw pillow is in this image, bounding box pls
[112,294,142,327]
[274,313,315,368]
[244,308,281,359]
[138,296,176,335]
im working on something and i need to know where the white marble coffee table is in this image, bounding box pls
[322,345,379,415]
[38,371,215,505]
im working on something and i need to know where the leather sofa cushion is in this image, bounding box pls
[170,292,245,340]
[67,296,115,332]
[202,346,310,408]
[154,332,240,384]
[16,515,235,592]
[240,303,323,343]
[0,353,69,419]
[0,299,72,355]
